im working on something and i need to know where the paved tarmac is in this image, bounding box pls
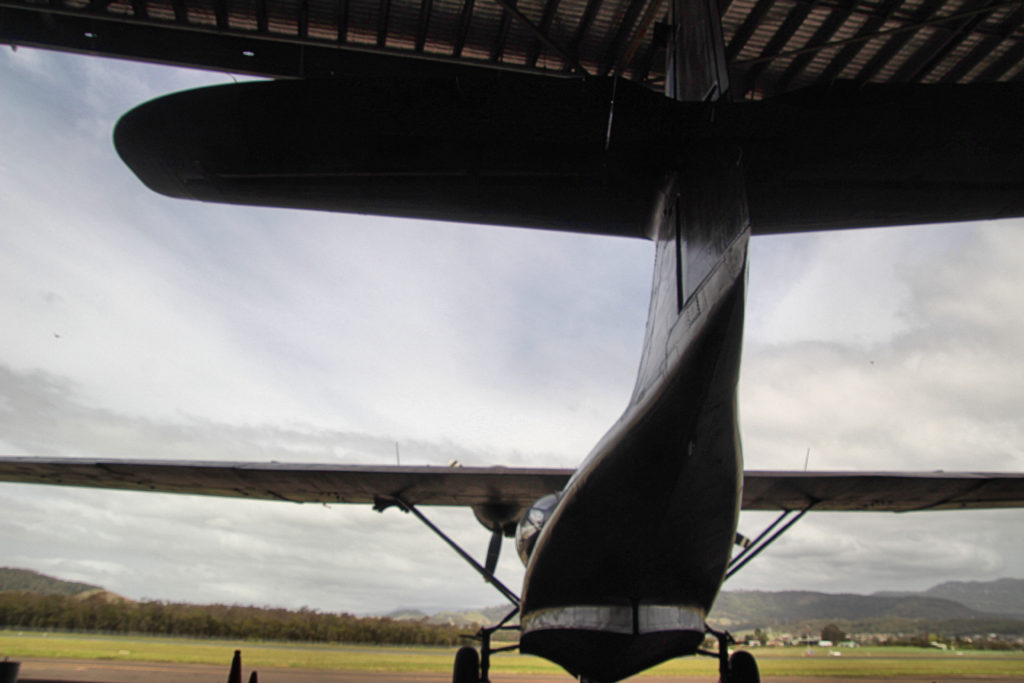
[11,658,1024,683]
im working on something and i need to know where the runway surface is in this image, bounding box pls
[12,657,1024,683]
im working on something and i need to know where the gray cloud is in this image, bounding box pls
[732,222,1024,594]
[2,48,1023,614]
[742,222,1024,473]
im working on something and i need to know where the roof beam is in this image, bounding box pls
[0,1,592,78]
[631,19,669,83]
[599,0,648,75]
[612,0,665,77]
[377,0,391,47]
[725,0,778,62]
[257,0,268,32]
[976,34,1024,80]
[172,0,187,23]
[452,0,475,57]
[130,0,148,20]
[787,0,996,29]
[895,0,1002,82]
[769,1,855,91]
[632,37,657,82]
[213,0,228,29]
[414,0,433,51]
[937,33,998,81]
[489,0,515,61]
[734,1,1013,71]
[852,0,944,81]
[816,0,906,82]
[736,0,819,97]
[939,5,1023,82]
[565,0,605,71]
[298,0,309,38]
[762,0,1022,90]
[489,0,586,72]
[525,0,561,67]
[336,0,349,41]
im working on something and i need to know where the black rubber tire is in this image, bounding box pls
[452,645,480,683]
[728,650,760,683]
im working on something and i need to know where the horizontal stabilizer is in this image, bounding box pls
[114,75,675,238]
[743,82,1024,233]
[115,75,1023,237]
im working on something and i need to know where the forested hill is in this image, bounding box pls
[0,567,471,645]
[5,566,1023,639]
[874,578,1024,618]
[0,567,99,595]
[0,591,469,645]
[705,579,1024,633]
[389,580,1024,635]
[709,591,981,628]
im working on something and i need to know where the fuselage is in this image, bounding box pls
[518,143,751,681]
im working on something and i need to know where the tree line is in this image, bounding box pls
[0,591,468,645]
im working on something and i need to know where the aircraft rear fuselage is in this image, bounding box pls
[518,144,750,681]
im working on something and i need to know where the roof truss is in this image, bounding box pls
[0,0,1021,94]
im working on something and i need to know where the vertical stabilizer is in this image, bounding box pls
[666,0,729,101]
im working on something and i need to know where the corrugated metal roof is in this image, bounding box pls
[0,0,1021,96]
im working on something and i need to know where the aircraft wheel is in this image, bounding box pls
[727,650,760,683]
[452,645,480,683]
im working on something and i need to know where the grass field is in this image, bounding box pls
[2,631,1023,678]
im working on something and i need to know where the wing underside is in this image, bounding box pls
[743,470,1024,511]
[1,458,1022,513]
[0,457,574,508]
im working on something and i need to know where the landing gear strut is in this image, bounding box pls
[373,496,522,683]
[701,624,760,683]
[452,606,521,682]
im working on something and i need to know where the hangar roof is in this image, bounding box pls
[1,0,1021,97]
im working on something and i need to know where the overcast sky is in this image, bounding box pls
[2,47,1022,617]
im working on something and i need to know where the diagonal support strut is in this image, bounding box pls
[375,495,521,607]
[726,502,816,580]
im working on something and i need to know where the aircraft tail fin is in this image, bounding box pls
[666,0,730,102]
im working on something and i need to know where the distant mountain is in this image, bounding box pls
[922,578,1024,618]
[384,608,430,620]
[708,578,1024,632]
[432,579,1024,635]
[388,604,515,628]
[708,590,980,629]
[873,578,1024,618]
[0,567,100,596]
[6,565,1023,637]
[73,588,134,604]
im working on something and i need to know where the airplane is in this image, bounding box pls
[2,0,1024,681]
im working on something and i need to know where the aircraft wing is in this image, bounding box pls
[2,458,1023,513]
[742,471,1024,512]
[0,457,573,508]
